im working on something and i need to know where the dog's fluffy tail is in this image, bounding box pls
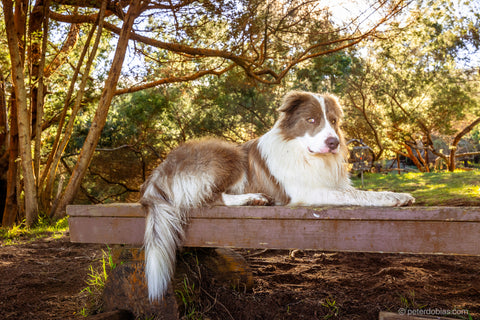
[141,168,217,301]
[143,200,184,301]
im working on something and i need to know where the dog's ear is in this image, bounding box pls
[277,91,310,113]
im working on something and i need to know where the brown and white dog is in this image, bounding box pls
[140,91,414,301]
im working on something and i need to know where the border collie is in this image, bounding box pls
[140,91,414,301]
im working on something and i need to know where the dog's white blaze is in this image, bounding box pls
[315,95,339,140]
[296,95,340,154]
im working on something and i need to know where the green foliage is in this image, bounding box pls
[176,275,201,319]
[321,297,340,319]
[296,51,355,94]
[101,88,172,148]
[79,246,118,316]
[0,216,69,245]
[398,290,426,310]
[93,71,283,158]
[188,72,282,141]
[331,0,480,160]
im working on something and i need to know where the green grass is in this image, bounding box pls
[321,297,340,319]
[351,170,480,206]
[79,246,118,317]
[176,275,201,319]
[398,290,426,310]
[0,216,69,245]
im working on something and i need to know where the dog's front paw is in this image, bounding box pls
[384,192,415,207]
[222,193,274,206]
[246,193,274,206]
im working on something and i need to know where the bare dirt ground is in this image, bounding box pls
[1,232,479,320]
[0,235,103,319]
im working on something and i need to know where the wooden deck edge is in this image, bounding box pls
[67,204,480,256]
[67,204,480,221]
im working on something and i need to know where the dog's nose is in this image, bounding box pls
[325,137,339,150]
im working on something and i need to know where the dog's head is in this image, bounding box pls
[276,91,346,156]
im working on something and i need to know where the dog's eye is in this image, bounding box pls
[331,119,337,125]
[306,118,315,124]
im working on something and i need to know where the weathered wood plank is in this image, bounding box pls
[68,203,142,217]
[67,204,480,255]
[68,204,480,221]
[68,216,145,244]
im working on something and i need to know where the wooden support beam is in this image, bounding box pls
[67,204,480,256]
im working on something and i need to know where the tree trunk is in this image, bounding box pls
[52,0,145,219]
[41,0,106,212]
[404,143,426,172]
[0,71,6,150]
[448,117,480,172]
[2,92,19,227]
[347,93,384,161]
[0,71,8,224]
[448,147,457,172]
[39,25,93,209]
[3,0,39,226]
[413,146,429,173]
[30,0,50,188]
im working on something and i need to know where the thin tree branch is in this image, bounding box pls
[88,169,140,192]
[115,64,235,95]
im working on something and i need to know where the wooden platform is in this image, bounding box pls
[67,204,480,256]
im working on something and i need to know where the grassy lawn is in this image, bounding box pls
[0,216,69,245]
[351,170,480,206]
